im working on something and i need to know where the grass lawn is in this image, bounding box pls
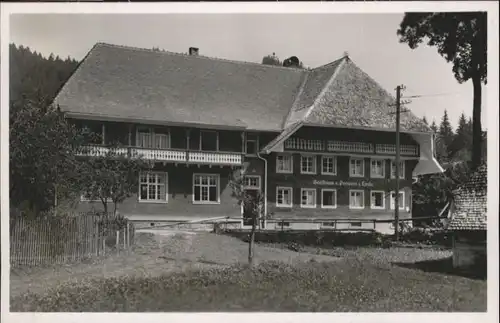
[10,232,487,312]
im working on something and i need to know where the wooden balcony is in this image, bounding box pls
[188,151,243,166]
[132,147,187,162]
[78,145,243,166]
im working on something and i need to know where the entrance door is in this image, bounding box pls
[242,189,259,228]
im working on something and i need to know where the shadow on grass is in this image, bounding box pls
[392,256,486,280]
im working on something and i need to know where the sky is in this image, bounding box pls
[9,13,489,130]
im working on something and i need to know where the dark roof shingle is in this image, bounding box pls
[305,59,430,132]
[55,43,430,134]
[448,165,488,231]
[55,43,305,131]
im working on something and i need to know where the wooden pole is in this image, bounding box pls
[394,85,402,241]
[116,230,120,254]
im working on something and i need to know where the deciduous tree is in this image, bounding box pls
[398,12,487,170]
[80,147,152,216]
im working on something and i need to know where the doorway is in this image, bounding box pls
[242,189,259,228]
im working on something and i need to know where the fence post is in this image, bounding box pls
[373,220,377,231]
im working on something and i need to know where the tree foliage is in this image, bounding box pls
[9,44,81,214]
[397,12,487,170]
[412,110,486,225]
[10,102,90,213]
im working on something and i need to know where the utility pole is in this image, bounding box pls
[391,85,411,241]
[394,85,402,241]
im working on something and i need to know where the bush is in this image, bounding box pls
[224,230,386,247]
[223,229,451,248]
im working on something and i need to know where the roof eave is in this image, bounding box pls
[302,122,432,135]
[64,111,249,131]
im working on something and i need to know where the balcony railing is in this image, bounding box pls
[132,147,187,162]
[188,151,243,165]
[78,145,243,166]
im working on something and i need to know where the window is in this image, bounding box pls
[200,131,218,151]
[349,158,365,177]
[321,189,337,209]
[391,160,405,179]
[370,159,385,178]
[390,191,405,210]
[193,174,220,204]
[349,190,365,209]
[321,156,337,175]
[370,190,385,209]
[243,175,261,190]
[137,128,170,149]
[276,187,292,207]
[276,154,293,173]
[80,192,101,202]
[301,188,317,208]
[139,172,168,202]
[245,134,259,155]
[300,155,317,174]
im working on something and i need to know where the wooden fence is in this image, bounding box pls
[10,213,135,267]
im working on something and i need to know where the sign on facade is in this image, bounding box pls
[312,179,374,188]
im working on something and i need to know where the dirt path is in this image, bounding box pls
[10,231,338,298]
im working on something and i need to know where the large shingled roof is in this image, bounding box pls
[448,165,488,231]
[54,42,430,133]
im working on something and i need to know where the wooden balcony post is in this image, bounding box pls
[128,124,132,146]
[186,129,191,162]
[241,132,246,154]
[101,124,106,145]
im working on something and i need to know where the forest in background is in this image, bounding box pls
[9,43,487,222]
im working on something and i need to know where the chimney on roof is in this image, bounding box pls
[189,47,199,56]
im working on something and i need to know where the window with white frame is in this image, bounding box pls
[276,186,292,207]
[276,154,293,173]
[80,191,101,202]
[349,190,365,209]
[139,172,168,202]
[391,160,405,179]
[321,156,337,175]
[350,158,365,177]
[137,128,170,149]
[370,190,385,209]
[300,188,317,208]
[370,159,385,178]
[245,134,259,155]
[390,191,405,210]
[193,174,219,204]
[300,155,317,174]
[321,189,337,208]
[243,175,261,190]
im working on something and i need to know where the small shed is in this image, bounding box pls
[447,164,487,272]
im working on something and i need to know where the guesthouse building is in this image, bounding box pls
[54,43,443,233]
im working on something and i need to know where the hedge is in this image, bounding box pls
[223,228,452,248]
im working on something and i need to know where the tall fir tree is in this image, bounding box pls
[435,110,454,163]
[449,112,472,162]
